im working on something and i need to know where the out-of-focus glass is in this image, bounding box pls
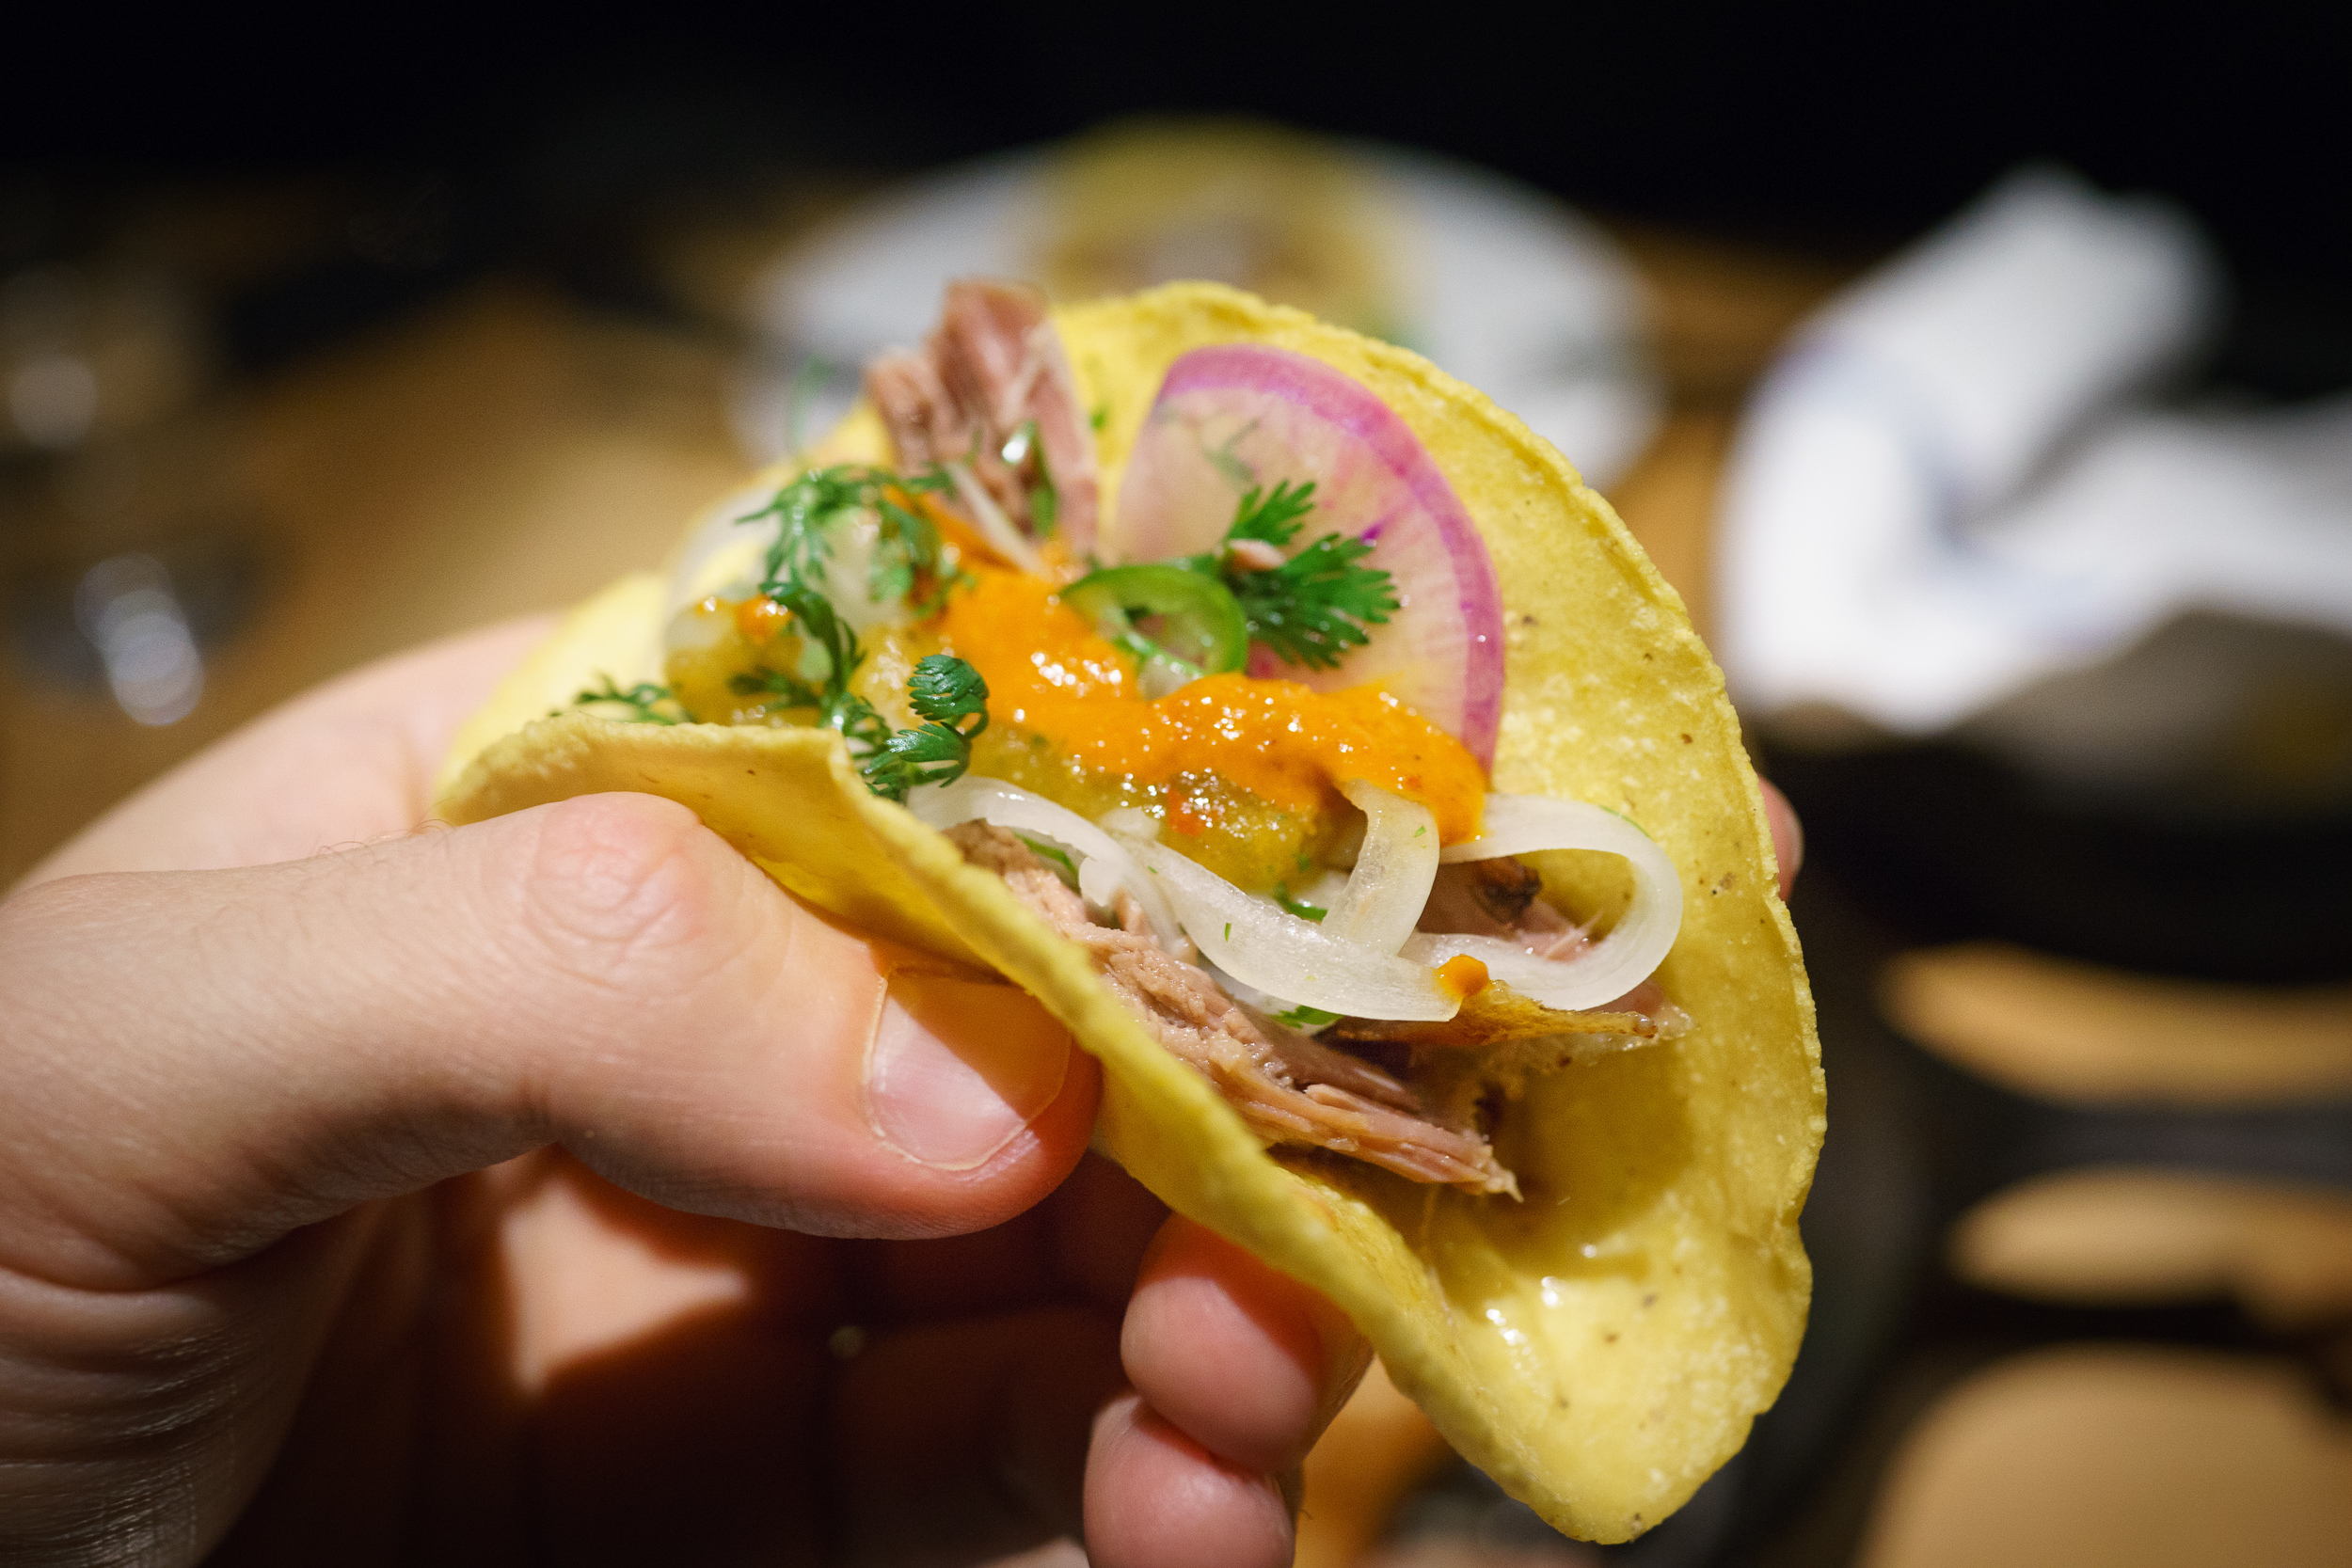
[2,264,209,456]
[0,257,257,729]
[71,553,203,725]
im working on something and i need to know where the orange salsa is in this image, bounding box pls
[936,569,1485,887]
[667,565,1489,893]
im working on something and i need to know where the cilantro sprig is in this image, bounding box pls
[861,654,992,801]
[727,646,988,801]
[998,420,1059,539]
[1018,834,1079,880]
[1196,482,1401,672]
[573,467,988,804]
[727,583,895,757]
[724,465,993,800]
[738,464,961,612]
[1225,480,1320,547]
[575,675,690,724]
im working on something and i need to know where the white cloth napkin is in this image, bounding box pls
[1716,166,2352,741]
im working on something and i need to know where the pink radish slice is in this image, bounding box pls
[1110,344,1506,767]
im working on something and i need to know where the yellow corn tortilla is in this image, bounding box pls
[436,282,1823,1543]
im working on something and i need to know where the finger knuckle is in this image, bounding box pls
[517,794,735,987]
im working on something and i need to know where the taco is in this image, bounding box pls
[435,279,1822,1543]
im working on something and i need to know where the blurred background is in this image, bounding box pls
[5,4,2349,1563]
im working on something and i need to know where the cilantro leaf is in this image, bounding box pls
[861,654,991,802]
[726,583,894,757]
[739,464,955,613]
[1018,834,1079,880]
[907,652,991,731]
[575,675,690,724]
[728,662,893,757]
[1273,883,1327,922]
[1226,480,1318,547]
[1204,482,1402,671]
[870,492,944,605]
[732,468,989,802]
[721,467,993,802]
[1274,1005,1342,1029]
[1224,531,1399,670]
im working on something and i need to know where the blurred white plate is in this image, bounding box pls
[738,139,1659,489]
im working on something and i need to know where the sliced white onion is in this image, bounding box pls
[1098,806,1158,840]
[1414,793,1684,1011]
[946,462,1046,575]
[1320,780,1439,955]
[819,512,913,634]
[1199,958,1284,1017]
[666,481,783,614]
[1135,653,1200,699]
[909,776,1182,951]
[1112,832,1457,1022]
[662,594,739,659]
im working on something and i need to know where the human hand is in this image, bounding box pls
[0,622,1367,1567]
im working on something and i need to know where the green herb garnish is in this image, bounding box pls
[1017,834,1079,879]
[1201,421,1262,490]
[731,581,895,758]
[739,464,957,614]
[998,420,1038,467]
[1190,481,1402,672]
[995,420,1058,538]
[860,654,991,802]
[1225,479,1320,547]
[729,466,991,801]
[575,674,690,724]
[1275,1005,1342,1029]
[731,649,988,802]
[1274,883,1327,922]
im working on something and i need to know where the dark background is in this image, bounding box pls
[8,3,2349,392]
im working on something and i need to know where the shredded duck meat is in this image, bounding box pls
[948,822,1515,1195]
[866,278,1101,552]
[1419,861,1676,1021]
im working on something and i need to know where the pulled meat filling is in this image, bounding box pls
[866,278,1101,551]
[1418,861,1677,1022]
[947,822,1516,1196]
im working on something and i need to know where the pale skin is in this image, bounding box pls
[0,619,1801,1566]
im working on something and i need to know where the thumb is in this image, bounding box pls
[0,792,1097,1290]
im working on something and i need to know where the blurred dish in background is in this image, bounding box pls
[1034,120,1400,341]
[739,119,1659,488]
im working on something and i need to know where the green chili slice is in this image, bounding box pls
[1061,563,1250,680]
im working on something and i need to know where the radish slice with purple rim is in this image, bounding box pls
[1108,344,1507,767]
